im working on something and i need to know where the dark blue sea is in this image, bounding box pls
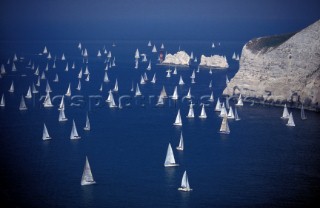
[0,40,319,207]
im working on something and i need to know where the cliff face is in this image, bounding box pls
[223,20,320,111]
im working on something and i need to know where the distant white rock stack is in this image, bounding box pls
[162,51,190,66]
[199,55,229,68]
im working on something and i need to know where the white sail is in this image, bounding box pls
[36,76,40,86]
[1,64,6,74]
[65,63,69,71]
[32,83,38,93]
[173,67,177,75]
[226,75,230,84]
[0,94,5,107]
[156,95,164,106]
[59,109,68,122]
[151,73,156,84]
[235,108,241,121]
[301,104,307,120]
[194,57,197,62]
[113,79,119,92]
[130,81,134,92]
[171,86,178,100]
[134,60,139,69]
[190,70,195,79]
[42,123,52,140]
[178,171,192,191]
[106,90,113,102]
[70,119,81,139]
[8,81,14,92]
[43,92,53,108]
[286,112,295,127]
[85,74,90,81]
[148,41,152,46]
[41,71,46,79]
[161,43,164,49]
[214,98,221,111]
[43,46,48,54]
[140,75,146,84]
[97,50,101,57]
[76,80,81,91]
[147,60,151,70]
[47,52,52,59]
[199,104,207,118]
[45,63,49,71]
[53,74,59,82]
[186,102,195,118]
[176,132,184,151]
[236,94,243,106]
[219,116,230,134]
[78,69,83,79]
[34,67,39,75]
[219,103,227,117]
[12,62,16,71]
[281,104,290,119]
[61,53,66,60]
[179,75,185,85]
[99,83,103,92]
[81,156,96,186]
[135,48,140,59]
[52,61,56,69]
[104,71,110,82]
[135,83,142,96]
[84,66,90,75]
[164,143,179,167]
[83,48,88,57]
[160,86,167,98]
[190,51,194,59]
[25,86,32,99]
[209,92,214,102]
[227,107,235,119]
[152,45,157,53]
[173,109,182,126]
[78,42,82,49]
[84,113,90,131]
[65,83,71,96]
[232,52,236,59]
[209,69,212,74]
[19,96,27,110]
[72,62,75,69]
[186,88,192,99]
[166,70,171,78]
[46,81,52,92]
[59,95,65,110]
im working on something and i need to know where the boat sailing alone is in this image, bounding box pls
[81,156,96,186]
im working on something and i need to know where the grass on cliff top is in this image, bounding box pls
[246,32,296,54]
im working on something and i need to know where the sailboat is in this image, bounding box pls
[148,40,152,46]
[186,102,195,118]
[185,88,192,99]
[64,63,69,71]
[1,64,6,74]
[226,75,230,84]
[12,63,17,71]
[164,143,179,167]
[47,52,52,59]
[209,92,214,102]
[104,71,109,82]
[99,84,103,92]
[171,86,178,100]
[214,98,222,111]
[58,95,65,110]
[36,76,40,87]
[113,79,119,92]
[76,80,81,91]
[227,107,235,119]
[52,61,56,69]
[176,132,184,151]
[42,123,52,140]
[106,90,117,108]
[151,73,156,84]
[173,67,177,75]
[43,46,48,54]
[45,81,52,93]
[53,74,59,82]
[160,86,168,98]
[232,52,236,59]
[84,66,90,75]
[19,96,27,110]
[301,104,307,120]
[65,83,71,96]
[78,69,83,79]
[34,67,39,75]
[61,53,66,60]
[140,75,146,84]
[161,43,164,49]
[281,104,290,119]
[43,92,54,108]
[97,50,102,57]
[135,48,140,59]
[85,74,90,82]
[219,116,230,134]
[178,171,192,192]
[72,62,75,69]
[84,113,90,131]
[147,60,151,70]
[141,54,147,62]
[199,104,207,118]
[45,63,49,71]
[81,156,96,186]
[0,94,5,107]
[41,71,46,79]
[173,109,182,126]
[59,109,68,122]
[286,112,295,127]
[130,81,134,92]
[166,70,171,78]
[25,86,32,99]
[152,45,157,53]
[209,80,212,88]
[156,95,164,106]
[134,60,139,69]
[179,76,185,85]
[8,81,14,92]
[190,70,195,79]
[194,57,197,62]
[235,94,243,106]
[219,103,227,117]
[32,83,38,94]
[135,83,142,97]
[70,120,81,139]
[234,108,241,121]
[190,51,194,59]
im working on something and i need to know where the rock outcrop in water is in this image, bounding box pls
[223,20,320,111]
[199,54,229,68]
[162,51,190,66]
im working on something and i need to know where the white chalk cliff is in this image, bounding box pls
[199,55,229,68]
[162,51,190,66]
[223,19,320,111]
